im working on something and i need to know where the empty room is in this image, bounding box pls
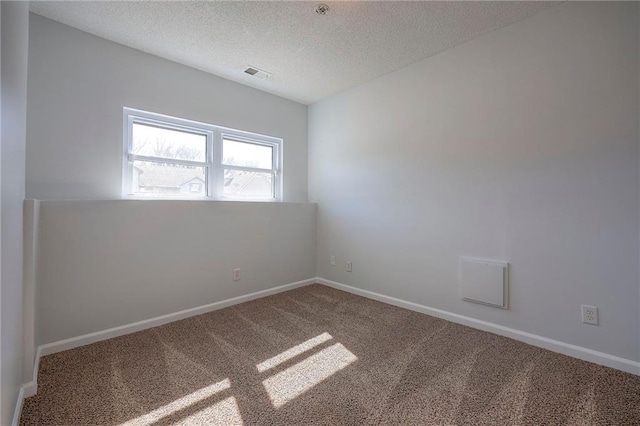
[2,0,640,425]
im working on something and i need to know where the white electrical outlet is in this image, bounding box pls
[233,268,241,281]
[330,255,336,266]
[581,305,598,325]
[346,261,352,272]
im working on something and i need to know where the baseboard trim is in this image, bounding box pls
[13,277,316,424]
[11,386,25,426]
[12,352,40,426]
[12,350,39,426]
[39,278,316,357]
[317,277,640,375]
[22,380,37,399]
[11,383,38,426]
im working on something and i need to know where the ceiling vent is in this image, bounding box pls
[244,66,271,80]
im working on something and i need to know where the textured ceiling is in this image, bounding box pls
[29,1,558,105]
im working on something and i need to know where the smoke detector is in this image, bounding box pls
[315,4,329,15]
[243,66,271,80]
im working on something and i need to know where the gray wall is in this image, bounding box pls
[26,14,308,202]
[309,2,639,362]
[1,2,28,424]
[37,200,316,344]
[26,14,317,348]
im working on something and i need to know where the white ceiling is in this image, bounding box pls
[29,1,558,105]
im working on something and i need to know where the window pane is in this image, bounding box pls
[132,122,206,162]
[223,139,273,169]
[223,169,273,199]
[132,160,206,196]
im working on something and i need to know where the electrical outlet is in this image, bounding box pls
[233,268,241,281]
[346,261,352,272]
[581,305,598,325]
[330,255,336,266]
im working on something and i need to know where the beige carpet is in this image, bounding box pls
[20,284,640,425]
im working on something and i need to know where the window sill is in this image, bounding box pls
[122,195,283,203]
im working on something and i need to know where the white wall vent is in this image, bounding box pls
[244,66,271,80]
[459,257,509,309]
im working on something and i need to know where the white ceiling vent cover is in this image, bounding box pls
[459,257,509,309]
[244,66,271,80]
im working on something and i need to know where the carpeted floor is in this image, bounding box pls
[20,284,640,425]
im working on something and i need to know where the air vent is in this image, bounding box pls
[244,66,271,80]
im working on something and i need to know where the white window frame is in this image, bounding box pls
[123,108,282,201]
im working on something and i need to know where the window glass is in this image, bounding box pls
[132,160,207,196]
[223,169,273,199]
[132,122,207,162]
[223,139,273,169]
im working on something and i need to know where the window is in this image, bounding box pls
[123,108,282,201]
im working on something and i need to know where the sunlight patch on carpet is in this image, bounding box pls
[262,342,357,408]
[178,396,243,425]
[119,378,231,426]
[256,332,333,372]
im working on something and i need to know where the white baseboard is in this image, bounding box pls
[13,277,316,424]
[11,387,25,426]
[11,380,36,426]
[317,277,640,375]
[22,380,37,399]
[12,349,40,426]
[39,278,316,357]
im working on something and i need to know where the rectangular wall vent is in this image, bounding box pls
[459,257,509,309]
[244,66,271,80]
